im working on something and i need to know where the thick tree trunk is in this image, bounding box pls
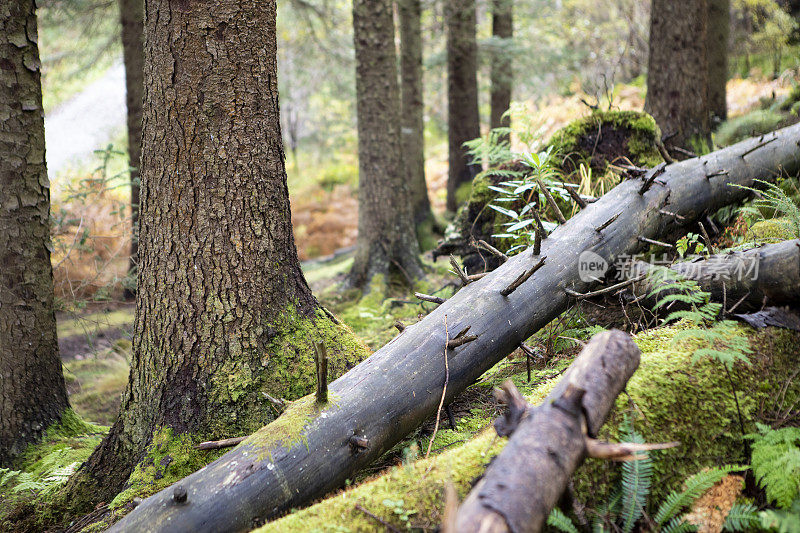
[347,0,423,288]
[645,0,711,149]
[110,125,800,533]
[490,0,513,136]
[446,0,481,212]
[707,0,729,123]
[66,0,364,508]
[118,0,143,298]
[398,0,434,236]
[628,239,800,313]
[0,0,69,465]
[454,330,641,533]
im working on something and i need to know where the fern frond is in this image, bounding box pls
[654,466,740,525]
[749,426,800,509]
[723,502,760,531]
[547,507,580,533]
[660,516,698,533]
[620,428,652,533]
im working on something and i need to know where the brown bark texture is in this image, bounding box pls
[118,0,144,295]
[707,0,729,123]
[398,0,433,230]
[645,0,711,149]
[490,0,513,134]
[110,124,800,533]
[0,0,69,466]
[348,0,423,288]
[454,330,641,533]
[69,0,354,505]
[446,0,481,212]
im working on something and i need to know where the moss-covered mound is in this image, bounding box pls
[547,110,664,174]
[258,325,799,532]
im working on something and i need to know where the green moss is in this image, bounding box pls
[715,110,787,147]
[110,427,224,509]
[244,394,340,461]
[0,410,108,532]
[206,305,369,437]
[257,325,799,531]
[547,110,663,172]
[746,218,796,243]
[255,425,506,533]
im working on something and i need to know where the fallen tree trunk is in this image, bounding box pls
[453,330,642,533]
[110,124,800,533]
[628,239,800,312]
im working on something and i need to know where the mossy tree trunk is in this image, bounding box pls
[118,0,143,299]
[645,0,711,150]
[490,0,513,139]
[398,0,434,239]
[0,0,70,466]
[67,0,366,506]
[347,0,423,288]
[446,0,481,212]
[707,0,729,124]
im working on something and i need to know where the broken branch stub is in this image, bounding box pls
[454,330,642,533]
[110,125,800,533]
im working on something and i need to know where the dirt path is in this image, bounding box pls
[44,61,127,178]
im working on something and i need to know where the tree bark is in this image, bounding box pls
[0,0,70,466]
[454,330,641,533]
[446,0,481,212]
[645,0,711,149]
[707,0,729,123]
[398,0,434,236]
[109,124,800,533]
[628,239,800,313]
[490,0,513,137]
[347,0,423,288]
[118,0,144,299]
[66,0,363,507]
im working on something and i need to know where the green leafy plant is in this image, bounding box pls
[647,267,751,370]
[733,179,800,239]
[547,420,739,533]
[748,424,800,509]
[485,147,566,255]
[381,498,416,527]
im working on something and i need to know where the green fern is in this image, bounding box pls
[620,425,652,533]
[654,466,740,525]
[660,516,698,533]
[748,425,800,509]
[733,179,800,238]
[547,507,581,533]
[758,498,800,533]
[723,502,760,531]
[648,266,752,370]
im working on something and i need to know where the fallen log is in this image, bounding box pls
[453,330,662,533]
[110,124,800,532]
[625,239,800,312]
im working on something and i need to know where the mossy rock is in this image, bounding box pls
[433,162,528,273]
[547,110,664,174]
[746,218,797,243]
[258,325,800,532]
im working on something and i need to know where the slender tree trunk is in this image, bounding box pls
[118,0,143,299]
[0,0,69,465]
[446,0,481,212]
[66,0,365,506]
[707,0,729,124]
[645,0,711,150]
[348,0,423,288]
[398,0,434,236]
[490,0,513,137]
